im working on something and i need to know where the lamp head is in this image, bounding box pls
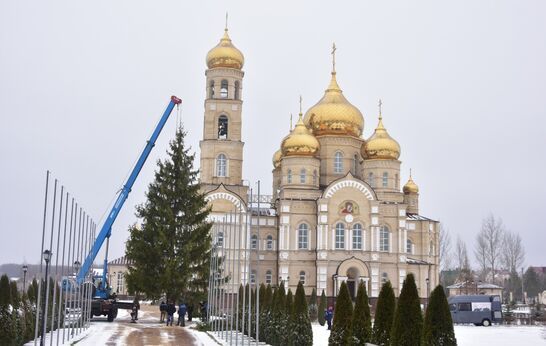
[43,250,52,263]
[74,261,81,272]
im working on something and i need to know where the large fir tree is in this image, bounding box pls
[290,282,313,346]
[318,289,327,326]
[263,284,274,344]
[271,284,286,346]
[390,274,423,346]
[422,285,457,346]
[308,287,318,322]
[0,274,15,345]
[371,281,395,346]
[258,283,267,342]
[352,281,372,345]
[125,127,212,303]
[328,281,353,346]
[283,289,294,345]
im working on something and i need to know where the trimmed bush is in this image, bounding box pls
[328,281,353,346]
[422,285,457,346]
[352,281,372,345]
[372,281,395,346]
[318,289,327,326]
[309,287,318,322]
[290,282,313,346]
[390,274,423,346]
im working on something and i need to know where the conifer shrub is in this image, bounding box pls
[283,288,294,345]
[290,282,313,346]
[270,284,286,346]
[328,281,353,346]
[352,281,372,345]
[0,274,15,345]
[258,283,266,341]
[371,281,395,346]
[390,274,423,346]
[318,289,327,326]
[422,285,457,346]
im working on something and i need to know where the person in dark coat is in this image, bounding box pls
[199,301,208,322]
[177,303,187,327]
[159,301,167,322]
[166,302,176,326]
[187,303,194,322]
[325,306,333,330]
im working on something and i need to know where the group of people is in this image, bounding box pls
[160,300,206,326]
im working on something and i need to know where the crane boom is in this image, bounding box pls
[76,96,182,284]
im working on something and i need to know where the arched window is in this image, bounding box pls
[209,80,215,98]
[220,79,228,98]
[379,226,390,252]
[334,152,343,173]
[381,272,388,284]
[368,172,375,187]
[234,81,240,100]
[352,154,358,175]
[218,115,228,139]
[298,224,309,249]
[313,170,317,185]
[407,239,413,254]
[352,223,362,250]
[217,231,224,247]
[287,169,292,184]
[216,154,227,177]
[430,241,434,256]
[300,168,306,184]
[251,234,258,250]
[382,172,388,187]
[250,270,256,284]
[266,235,273,250]
[395,173,399,190]
[335,223,345,249]
[299,271,306,285]
[265,270,272,284]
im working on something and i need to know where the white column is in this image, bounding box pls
[404,229,408,254]
[376,227,380,251]
[317,224,322,250]
[370,227,374,251]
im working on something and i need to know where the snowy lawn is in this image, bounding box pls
[311,323,546,346]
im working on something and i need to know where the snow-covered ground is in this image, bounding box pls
[311,323,546,346]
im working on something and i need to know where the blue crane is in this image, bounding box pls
[76,96,181,304]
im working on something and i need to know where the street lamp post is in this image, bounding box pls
[40,250,52,346]
[425,277,430,308]
[22,264,28,293]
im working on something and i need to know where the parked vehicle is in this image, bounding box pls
[448,295,502,326]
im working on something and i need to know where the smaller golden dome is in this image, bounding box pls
[403,173,419,194]
[363,112,401,160]
[281,114,320,156]
[206,29,244,69]
[272,149,282,168]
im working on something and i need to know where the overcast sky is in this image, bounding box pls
[1,1,545,268]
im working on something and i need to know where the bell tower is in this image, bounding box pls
[199,27,247,199]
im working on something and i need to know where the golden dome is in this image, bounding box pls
[363,113,401,160]
[281,114,320,156]
[403,174,419,194]
[206,29,244,69]
[272,149,282,168]
[303,72,364,137]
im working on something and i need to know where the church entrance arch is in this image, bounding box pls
[334,257,369,299]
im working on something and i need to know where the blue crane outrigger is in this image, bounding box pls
[75,95,181,321]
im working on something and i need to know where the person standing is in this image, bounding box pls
[187,303,194,322]
[166,301,176,326]
[325,306,333,330]
[159,301,167,322]
[177,302,187,327]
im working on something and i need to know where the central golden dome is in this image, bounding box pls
[206,29,244,69]
[363,113,401,160]
[303,72,364,137]
[281,114,320,156]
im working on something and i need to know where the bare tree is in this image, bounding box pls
[501,231,525,273]
[439,224,453,271]
[474,231,488,281]
[455,236,472,284]
[477,214,505,284]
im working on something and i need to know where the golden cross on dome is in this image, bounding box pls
[410,168,413,178]
[331,42,337,73]
[378,99,383,119]
[290,113,293,131]
[225,12,228,30]
[299,95,303,114]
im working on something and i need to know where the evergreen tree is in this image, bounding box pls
[372,281,395,346]
[263,284,274,344]
[27,279,38,305]
[0,274,15,345]
[258,283,267,342]
[271,284,286,346]
[9,281,24,345]
[423,285,457,346]
[352,281,372,345]
[283,288,294,345]
[125,127,212,303]
[329,281,353,346]
[318,289,327,326]
[238,284,244,332]
[290,282,313,346]
[308,287,318,322]
[22,293,35,344]
[390,274,423,346]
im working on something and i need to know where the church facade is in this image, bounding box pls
[200,27,439,300]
